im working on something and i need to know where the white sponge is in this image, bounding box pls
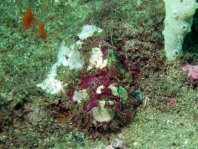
[163,0,197,60]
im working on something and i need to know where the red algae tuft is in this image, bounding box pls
[22,8,47,41]
[38,21,47,40]
[22,8,36,29]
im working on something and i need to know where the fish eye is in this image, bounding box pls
[90,81,97,88]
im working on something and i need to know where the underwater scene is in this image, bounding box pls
[0,0,198,148]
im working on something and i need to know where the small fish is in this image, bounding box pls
[135,90,143,102]
[133,90,143,107]
[72,135,84,143]
[0,50,8,55]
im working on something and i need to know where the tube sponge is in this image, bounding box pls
[163,0,197,60]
